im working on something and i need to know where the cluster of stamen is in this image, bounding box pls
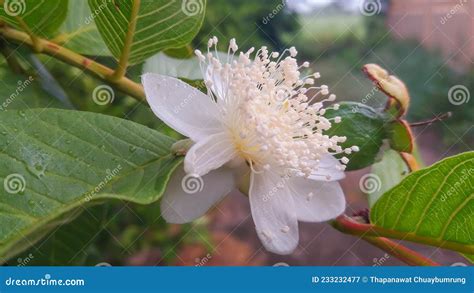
[195,37,358,177]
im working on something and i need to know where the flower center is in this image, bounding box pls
[195,37,358,177]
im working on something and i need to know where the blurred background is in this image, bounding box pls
[17,0,473,266]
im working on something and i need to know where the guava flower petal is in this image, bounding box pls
[206,64,226,99]
[308,155,346,181]
[249,171,299,255]
[185,132,238,177]
[289,178,346,222]
[142,73,222,141]
[160,165,236,224]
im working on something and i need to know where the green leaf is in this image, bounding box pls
[387,120,413,153]
[0,0,68,37]
[164,45,193,59]
[0,67,63,110]
[371,152,474,253]
[0,109,182,261]
[12,205,108,266]
[54,0,110,56]
[88,0,206,65]
[368,149,410,207]
[143,52,202,80]
[325,102,387,171]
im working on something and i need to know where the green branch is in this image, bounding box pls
[0,25,145,101]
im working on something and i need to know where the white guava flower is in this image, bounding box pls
[142,37,358,255]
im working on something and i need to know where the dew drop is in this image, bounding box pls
[281,225,290,233]
[129,146,137,153]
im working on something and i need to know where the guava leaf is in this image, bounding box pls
[0,0,68,37]
[0,109,182,261]
[367,149,411,207]
[325,102,387,170]
[12,205,108,266]
[88,0,206,65]
[387,120,413,153]
[54,0,110,56]
[371,152,474,253]
[0,67,64,110]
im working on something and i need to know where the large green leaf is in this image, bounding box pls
[0,109,182,261]
[0,67,63,110]
[0,0,68,37]
[12,205,108,266]
[325,102,387,170]
[371,152,474,251]
[88,0,206,65]
[368,149,410,207]
[53,0,110,56]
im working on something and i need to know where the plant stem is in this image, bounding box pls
[410,112,452,127]
[363,236,439,266]
[110,0,141,81]
[15,16,42,52]
[333,214,474,254]
[332,215,443,266]
[0,26,145,101]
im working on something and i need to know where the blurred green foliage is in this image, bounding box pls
[193,0,299,51]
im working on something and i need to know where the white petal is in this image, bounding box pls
[184,131,238,177]
[249,170,298,255]
[142,73,222,141]
[289,177,346,222]
[160,165,236,224]
[309,155,345,181]
[206,64,225,99]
